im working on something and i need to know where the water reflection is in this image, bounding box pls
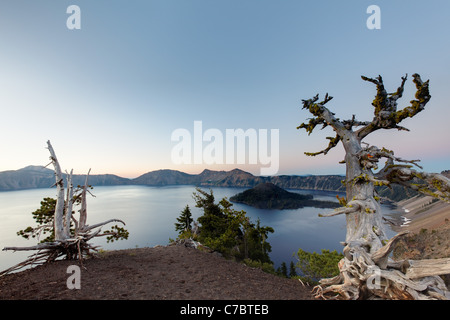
[0,185,401,271]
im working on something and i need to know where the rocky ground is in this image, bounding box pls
[0,244,313,300]
[392,196,450,286]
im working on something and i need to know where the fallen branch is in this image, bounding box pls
[81,219,126,232]
[405,258,450,279]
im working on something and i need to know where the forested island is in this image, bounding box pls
[229,183,340,210]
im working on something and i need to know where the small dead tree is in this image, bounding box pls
[1,141,128,275]
[298,74,450,300]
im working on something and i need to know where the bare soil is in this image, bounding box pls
[0,244,313,300]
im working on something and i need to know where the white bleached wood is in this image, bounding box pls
[47,140,66,241]
[79,168,91,230]
[63,169,74,239]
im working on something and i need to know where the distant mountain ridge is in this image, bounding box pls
[95,167,347,192]
[1,166,448,203]
[0,166,131,191]
[0,166,345,193]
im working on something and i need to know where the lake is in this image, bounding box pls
[0,185,400,272]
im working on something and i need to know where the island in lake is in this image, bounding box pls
[229,183,341,210]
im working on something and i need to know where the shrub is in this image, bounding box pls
[294,248,344,285]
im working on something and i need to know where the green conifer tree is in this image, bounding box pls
[289,261,297,278]
[175,205,193,234]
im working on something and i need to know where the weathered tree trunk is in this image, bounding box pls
[47,140,66,241]
[79,168,90,231]
[63,169,74,239]
[299,74,450,300]
[342,136,388,254]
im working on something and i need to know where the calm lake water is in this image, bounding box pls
[0,185,400,272]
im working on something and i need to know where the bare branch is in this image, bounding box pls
[319,201,361,217]
[3,242,62,252]
[298,94,347,156]
[356,74,431,140]
[342,115,371,130]
[389,74,408,101]
[359,146,422,173]
[81,219,126,232]
[372,231,409,269]
[305,134,341,157]
[377,164,450,202]
[361,74,390,116]
[297,117,327,135]
[393,74,431,123]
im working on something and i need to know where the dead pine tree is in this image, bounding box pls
[1,141,129,275]
[298,74,450,300]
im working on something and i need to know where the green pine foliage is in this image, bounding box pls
[104,225,130,243]
[174,205,193,234]
[243,258,276,275]
[17,197,56,243]
[17,193,129,244]
[289,261,297,278]
[280,262,288,278]
[185,188,274,264]
[294,248,344,284]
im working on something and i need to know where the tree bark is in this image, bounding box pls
[63,169,74,239]
[79,168,91,231]
[47,140,66,241]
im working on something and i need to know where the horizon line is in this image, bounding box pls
[2,165,347,180]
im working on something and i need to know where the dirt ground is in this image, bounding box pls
[0,244,313,300]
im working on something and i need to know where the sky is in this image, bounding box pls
[0,0,449,178]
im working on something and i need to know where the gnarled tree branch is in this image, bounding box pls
[356,74,431,140]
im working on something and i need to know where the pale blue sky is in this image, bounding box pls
[0,0,449,178]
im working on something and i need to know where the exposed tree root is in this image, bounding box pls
[312,233,450,300]
[0,220,126,277]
